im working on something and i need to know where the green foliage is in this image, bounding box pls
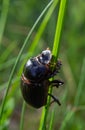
[0,0,85,130]
[0,98,14,130]
[39,0,67,130]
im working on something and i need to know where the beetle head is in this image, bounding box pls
[39,49,52,64]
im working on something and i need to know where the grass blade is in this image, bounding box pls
[49,109,55,130]
[52,0,67,60]
[74,58,85,106]
[0,0,53,123]
[39,0,67,129]
[0,0,10,45]
[20,102,26,130]
[59,58,85,130]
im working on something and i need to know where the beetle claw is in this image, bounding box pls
[50,79,64,88]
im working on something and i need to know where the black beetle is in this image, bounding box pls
[21,48,64,108]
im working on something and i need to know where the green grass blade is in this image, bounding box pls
[49,109,55,130]
[52,0,67,60]
[0,0,53,122]
[28,0,57,52]
[0,53,27,70]
[59,109,75,130]
[39,108,46,130]
[17,0,57,82]
[59,58,85,130]
[39,0,67,129]
[19,0,57,127]
[74,58,85,106]
[0,42,17,63]
[0,0,10,45]
[20,102,26,130]
[14,0,59,80]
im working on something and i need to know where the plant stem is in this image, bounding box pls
[0,0,10,46]
[74,58,85,106]
[60,58,85,130]
[39,0,67,129]
[0,0,53,123]
[49,109,55,130]
[52,0,67,61]
[60,109,75,130]
[20,102,26,130]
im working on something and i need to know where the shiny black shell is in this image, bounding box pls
[21,49,62,108]
[21,79,49,108]
[23,58,48,81]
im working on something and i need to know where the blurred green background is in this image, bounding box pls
[0,0,85,130]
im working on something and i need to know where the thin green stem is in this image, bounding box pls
[0,53,28,70]
[74,58,85,106]
[28,0,57,53]
[39,0,67,129]
[0,0,53,122]
[60,109,75,130]
[52,0,67,61]
[39,108,46,130]
[0,0,10,45]
[20,102,26,130]
[59,58,85,130]
[49,109,55,130]
[48,0,67,119]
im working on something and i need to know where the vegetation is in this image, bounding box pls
[0,0,85,130]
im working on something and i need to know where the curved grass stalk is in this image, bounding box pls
[0,0,10,45]
[20,102,26,130]
[60,58,85,130]
[19,1,58,129]
[39,0,67,129]
[0,0,53,122]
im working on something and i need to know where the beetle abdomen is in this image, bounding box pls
[21,80,49,108]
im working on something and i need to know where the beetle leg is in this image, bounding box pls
[46,60,62,79]
[51,60,62,76]
[48,93,61,106]
[50,79,64,88]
